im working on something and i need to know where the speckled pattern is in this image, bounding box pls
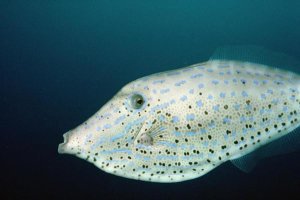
[58,60,300,182]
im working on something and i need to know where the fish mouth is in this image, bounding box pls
[58,131,70,154]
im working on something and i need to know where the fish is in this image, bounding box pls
[58,46,300,183]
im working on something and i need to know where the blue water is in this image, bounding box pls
[1,1,300,199]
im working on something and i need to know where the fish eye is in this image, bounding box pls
[131,94,145,109]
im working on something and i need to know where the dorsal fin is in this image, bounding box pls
[231,126,300,173]
[209,45,300,73]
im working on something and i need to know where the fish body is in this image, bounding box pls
[58,59,300,183]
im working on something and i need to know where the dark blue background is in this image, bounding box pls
[1,1,300,199]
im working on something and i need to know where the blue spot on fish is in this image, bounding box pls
[175,80,186,87]
[104,124,112,129]
[234,103,240,111]
[198,83,204,89]
[156,141,177,149]
[159,115,166,122]
[208,120,215,128]
[151,102,170,112]
[111,132,126,142]
[180,95,187,101]
[102,149,132,155]
[223,134,229,141]
[190,73,203,79]
[156,155,177,161]
[242,91,248,97]
[213,105,220,112]
[186,131,195,136]
[240,116,246,123]
[196,100,203,108]
[172,116,180,123]
[262,80,268,84]
[153,80,165,84]
[202,141,209,147]
[135,154,151,161]
[220,92,226,98]
[173,131,182,136]
[212,80,219,85]
[114,115,126,125]
[245,105,252,111]
[186,114,195,121]
[223,117,231,124]
[170,99,176,104]
[160,88,170,94]
[200,128,207,134]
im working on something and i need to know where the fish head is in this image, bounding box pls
[58,73,194,182]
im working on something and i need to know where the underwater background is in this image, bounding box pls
[1,0,300,199]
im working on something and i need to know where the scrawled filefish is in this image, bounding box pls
[58,47,300,182]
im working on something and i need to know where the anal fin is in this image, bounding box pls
[231,126,300,173]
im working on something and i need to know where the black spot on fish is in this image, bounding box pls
[257,131,261,135]
[187,124,191,129]
[265,128,269,132]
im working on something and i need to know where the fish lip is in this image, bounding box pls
[58,131,70,154]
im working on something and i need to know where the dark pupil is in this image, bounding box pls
[136,98,144,105]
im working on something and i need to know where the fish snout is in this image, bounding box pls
[58,131,71,154]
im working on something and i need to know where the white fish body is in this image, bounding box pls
[58,54,300,182]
